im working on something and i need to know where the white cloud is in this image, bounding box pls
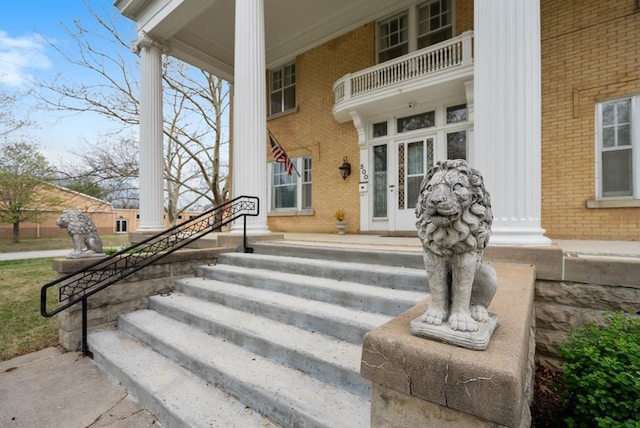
[0,30,52,86]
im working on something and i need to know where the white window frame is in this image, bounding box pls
[376,1,456,64]
[115,218,128,234]
[268,157,312,212]
[595,95,639,200]
[417,0,453,49]
[269,62,296,116]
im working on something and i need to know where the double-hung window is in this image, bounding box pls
[269,63,296,116]
[377,0,453,63]
[417,0,452,48]
[596,96,638,199]
[270,157,312,211]
[378,12,409,63]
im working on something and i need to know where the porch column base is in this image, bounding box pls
[489,226,552,246]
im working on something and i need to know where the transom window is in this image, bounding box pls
[397,111,435,133]
[596,96,638,198]
[270,63,296,115]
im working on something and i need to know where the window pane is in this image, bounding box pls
[407,142,424,175]
[446,104,468,123]
[274,185,296,208]
[602,149,632,197]
[284,64,296,85]
[271,91,282,114]
[617,101,630,123]
[447,131,467,160]
[302,183,312,209]
[271,70,282,90]
[284,86,296,111]
[407,176,422,209]
[602,104,615,126]
[374,145,387,217]
[303,158,312,182]
[379,43,409,62]
[602,127,615,148]
[617,125,630,147]
[397,111,435,133]
[373,122,387,137]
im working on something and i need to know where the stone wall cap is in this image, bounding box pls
[361,263,535,427]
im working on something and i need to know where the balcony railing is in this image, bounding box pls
[333,31,473,105]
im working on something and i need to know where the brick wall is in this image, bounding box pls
[540,0,640,238]
[267,24,375,233]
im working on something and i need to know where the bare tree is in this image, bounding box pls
[56,136,140,208]
[0,89,32,139]
[37,3,229,225]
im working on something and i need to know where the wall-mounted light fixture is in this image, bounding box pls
[338,157,351,180]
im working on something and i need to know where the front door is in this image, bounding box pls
[394,136,435,230]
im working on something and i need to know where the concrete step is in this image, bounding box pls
[89,329,280,428]
[89,248,416,426]
[253,241,425,269]
[148,292,370,396]
[175,276,392,344]
[215,252,427,291]
[116,310,371,428]
[197,262,425,316]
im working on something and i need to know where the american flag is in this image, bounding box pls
[269,131,294,176]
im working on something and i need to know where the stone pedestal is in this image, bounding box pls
[361,263,536,427]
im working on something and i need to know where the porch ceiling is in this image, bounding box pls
[115,0,416,82]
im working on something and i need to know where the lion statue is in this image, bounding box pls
[56,210,104,258]
[414,159,497,333]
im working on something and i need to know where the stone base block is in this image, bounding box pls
[361,263,536,428]
[410,313,499,351]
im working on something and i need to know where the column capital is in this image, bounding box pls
[132,31,169,55]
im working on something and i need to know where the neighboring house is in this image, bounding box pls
[0,183,203,239]
[117,0,640,242]
[0,183,114,239]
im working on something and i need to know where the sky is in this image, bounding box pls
[0,1,138,165]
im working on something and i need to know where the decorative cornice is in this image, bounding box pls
[132,31,169,55]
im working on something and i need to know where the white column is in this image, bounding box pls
[133,33,165,231]
[474,0,551,245]
[230,0,270,234]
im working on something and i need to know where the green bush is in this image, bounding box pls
[558,312,640,427]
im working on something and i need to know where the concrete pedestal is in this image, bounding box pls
[361,263,536,427]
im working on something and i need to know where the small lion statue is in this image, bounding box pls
[56,210,105,258]
[413,159,497,338]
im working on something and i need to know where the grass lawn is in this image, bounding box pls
[0,258,59,361]
[0,234,130,253]
[0,234,130,361]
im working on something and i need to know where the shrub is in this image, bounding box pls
[558,312,640,427]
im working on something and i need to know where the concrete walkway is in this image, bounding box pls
[0,249,72,261]
[1,233,639,427]
[0,347,157,427]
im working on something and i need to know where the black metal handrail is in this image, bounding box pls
[41,195,259,356]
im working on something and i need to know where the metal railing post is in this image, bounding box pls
[82,298,92,357]
[243,214,254,253]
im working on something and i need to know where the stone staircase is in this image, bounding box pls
[88,244,428,427]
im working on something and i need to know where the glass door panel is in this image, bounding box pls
[396,137,434,230]
[373,144,387,218]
